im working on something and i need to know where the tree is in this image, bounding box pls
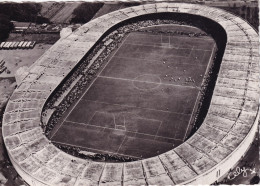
[0,3,42,22]
[0,14,14,41]
[124,2,141,7]
[241,5,246,12]
[70,2,103,24]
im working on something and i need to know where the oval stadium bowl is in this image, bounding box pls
[2,3,259,185]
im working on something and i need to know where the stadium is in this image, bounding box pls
[2,2,259,185]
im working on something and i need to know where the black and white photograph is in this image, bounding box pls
[0,0,259,185]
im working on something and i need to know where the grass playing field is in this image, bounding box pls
[50,25,216,158]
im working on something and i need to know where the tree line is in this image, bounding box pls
[0,3,50,42]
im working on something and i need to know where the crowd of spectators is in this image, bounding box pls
[187,52,217,139]
[140,28,208,37]
[41,17,221,162]
[56,143,140,162]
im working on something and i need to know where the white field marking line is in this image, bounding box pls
[61,120,106,132]
[113,112,117,128]
[168,35,170,47]
[181,51,207,140]
[123,42,212,51]
[88,111,116,127]
[65,120,183,141]
[122,111,164,136]
[184,51,205,72]
[154,121,163,140]
[188,46,194,58]
[68,120,117,132]
[101,127,106,132]
[87,110,99,126]
[172,99,194,140]
[114,112,127,129]
[170,35,214,41]
[183,44,216,140]
[98,33,131,77]
[134,32,214,41]
[49,74,99,139]
[200,51,206,66]
[116,135,127,153]
[83,99,191,116]
[131,78,161,91]
[153,133,183,142]
[196,51,208,69]
[123,114,126,128]
[50,34,131,139]
[50,76,99,139]
[112,55,208,67]
[98,75,197,89]
[121,111,163,123]
[52,140,140,159]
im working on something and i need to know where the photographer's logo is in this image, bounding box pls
[228,166,257,180]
